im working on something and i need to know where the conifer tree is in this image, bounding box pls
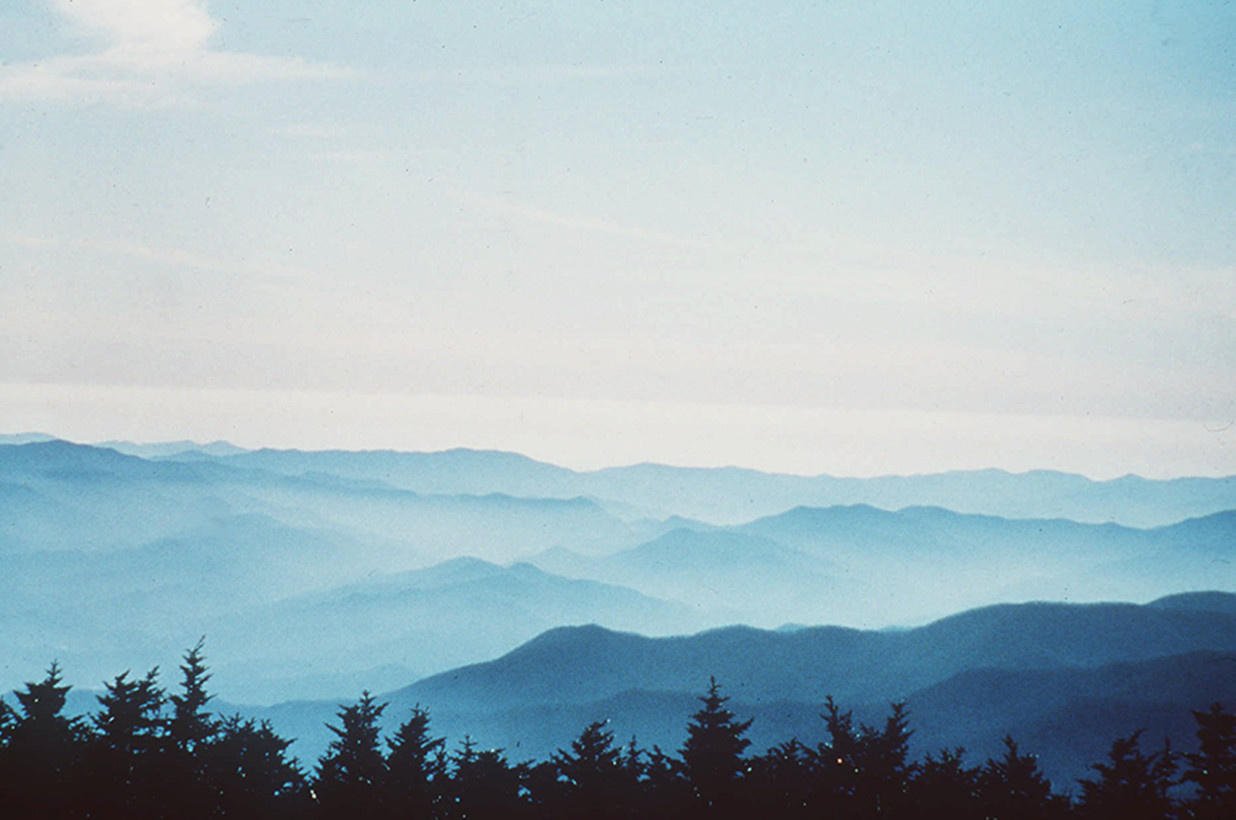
[89,667,168,816]
[93,667,166,754]
[385,705,446,819]
[446,737,526,820]
[1183,702,1236,820]
[681,677,753,812]
[909,747,982,820]
[315,691,388,818]
[169,638,216,754]
[3,663,89,817]
[744,739,812,818]
[0,695,14,742]
[814,697,914,818]
[552,719,634,818]
[1078,730,1177,820]
[164,640,219,820]
[207,714,308,819]
[977,736,1061,820]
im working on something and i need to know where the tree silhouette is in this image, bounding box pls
[164,640,220,820]
[814,697,914,818]
[385,705,446,819]
[315,691,388,818]
[169,638,216,754]
[92,667,166,754]
[1183,702,1236,820]
[1078,730,1177,820]
[206,714,309,819]
[0,695,14,742]
[551,719,638,818]
[89,667,169,816]
[744,739,812,818]
[909,747,982,820]
[681,676,753,813]
[3,652,1233,819]
[978,735,1062,820]
[445,736,527,820]
[2,663,88,817]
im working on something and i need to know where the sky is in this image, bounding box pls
[0,0,1234,477]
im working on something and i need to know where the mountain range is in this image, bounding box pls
[234,592,1236,787]
[3,438,1234,701]
[2,435,1233,785]
[165,443,1236,527]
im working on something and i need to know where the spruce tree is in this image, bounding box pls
[814,697,914,818]
[385,705,446,819]
[169,637,216,754]
[90,667,168,816]
[681,677,753,812]
[977,736,1061,820]
[1078,730,1177,820]
[2,663,88,817]
[315,691,388,818]
[909,747,982,820]
[446,737,525,820]
[93,668,166,754]
[1183,702,1236,820]
[552,719,634,818]
[207,714,308,819]
[165,640,219,820]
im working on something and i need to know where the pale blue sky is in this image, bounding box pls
[1,1,1233,476]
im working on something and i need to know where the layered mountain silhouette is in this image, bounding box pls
[3,437,1233,743]
[232,594,1236,786]
[204,559,711,702]
[168,444,1236,526]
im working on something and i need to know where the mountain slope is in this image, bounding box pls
[247,596,1236,783]
[394,595,1236,714]
[203,559,711,703]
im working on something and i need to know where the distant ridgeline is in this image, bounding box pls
[3,438,1236,818]
[3,439,1234,706]
[1,646,1233,820]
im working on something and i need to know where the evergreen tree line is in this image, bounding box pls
[1,644,1233,819]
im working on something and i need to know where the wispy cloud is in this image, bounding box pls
[410,63,668,86]
[5,231,234,273]
[0,231,316,288]
[0,0,351,105]
[450,190,705,249]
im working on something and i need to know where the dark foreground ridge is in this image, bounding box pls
[2,643,1233,820]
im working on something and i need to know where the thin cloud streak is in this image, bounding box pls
[450,190,707,249]
[0,0,351,105]
[0,232,319,288]
[408,63,674,86]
